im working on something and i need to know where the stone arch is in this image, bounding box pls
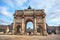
[15,25,21,34]
[13,8,47,35]
[25,19,34,33]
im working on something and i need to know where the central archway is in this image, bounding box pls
[26,22,33,34]
[27,22,33,29]
[25,19,34,35]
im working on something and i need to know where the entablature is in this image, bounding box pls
[14,9,46,18]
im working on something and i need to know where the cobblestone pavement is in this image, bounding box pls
[0,34,60,40]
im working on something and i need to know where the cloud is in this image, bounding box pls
[29,0,60,26]
[27,22,33,29]
[0,0,60,26]
[30,0,56,9]
[0,6,13,19]
[46,9,60,26]
[13,0,27,7]
[2,0,27,8]
[0,19,9,23]
[2,0,14,7]
[0,18,11,25]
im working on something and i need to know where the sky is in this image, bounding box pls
[0,0,60,28]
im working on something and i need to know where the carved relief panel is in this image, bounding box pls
[15,19,22,24]
[24,10,34,15]
[37,18,43,24]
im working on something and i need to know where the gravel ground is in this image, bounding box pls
[0,34,60,40]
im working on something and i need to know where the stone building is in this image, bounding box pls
[46,24,60,34]
[0,24,13,34]
[0,25,7,33]
[13,6,47,35]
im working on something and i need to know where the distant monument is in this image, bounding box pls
[13,6,47,36]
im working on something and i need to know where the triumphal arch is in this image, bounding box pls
[13,6,47,35]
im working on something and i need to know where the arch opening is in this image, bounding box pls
[37,25,42,33]
[16,25,21,34]
[26,22,34,33]
[37,26,40,33]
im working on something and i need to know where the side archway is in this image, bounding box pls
[37,25,43,35]
[15,25,21,34]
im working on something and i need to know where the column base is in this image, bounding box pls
[43,31,48,36]
[12,29,17,35]
[33,31,37,35]
[12,30,15,35]
[21,31,25,35]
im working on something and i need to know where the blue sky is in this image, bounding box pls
[0,0,60,28]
